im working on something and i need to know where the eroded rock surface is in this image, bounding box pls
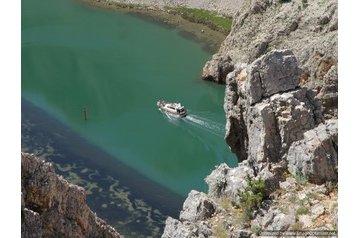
[21,153,122,238]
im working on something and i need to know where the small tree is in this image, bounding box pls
[236,176,266,220]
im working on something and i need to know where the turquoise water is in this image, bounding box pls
[22,0,237,222]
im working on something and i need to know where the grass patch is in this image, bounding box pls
[212,221,228,238]
[290,222,304,231]
[251,225,262,235]
[219,197,234,211]
[167,7,232,34]
[295,206,309,217]
[293,173,308,186]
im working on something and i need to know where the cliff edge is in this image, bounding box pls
[21,153,123,238]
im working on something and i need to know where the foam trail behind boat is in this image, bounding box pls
[183,113,225,137]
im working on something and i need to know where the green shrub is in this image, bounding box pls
[251,225,262,235]
[290,222,304,231]
[295,206,309,217]
[235,176,266,220]
[293,173,308,186]
[212,221,228,238]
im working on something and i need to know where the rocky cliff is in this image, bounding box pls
[203,0,337,120]
[161,48,338,238]
[162,0,338,233]
[21,153,123,238]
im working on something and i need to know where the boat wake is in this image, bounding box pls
[159,108,225,137]
[183,114,225,137]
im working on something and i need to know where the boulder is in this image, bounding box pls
[179,190,216,222]
[205,162,254,201]
[287,119,338,184]
[257,166,280,196]
[270,213,295,231]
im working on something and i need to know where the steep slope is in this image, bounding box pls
[21,153,123,238]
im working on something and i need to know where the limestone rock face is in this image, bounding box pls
[223,47,337,186]
[224,50,322,171]
[179,190,216,222]
[245,49,300,105]
[21,153,122,238]
[287,119,338,184]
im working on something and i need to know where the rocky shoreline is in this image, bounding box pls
[79,0,229,53]
[81,0,243,17]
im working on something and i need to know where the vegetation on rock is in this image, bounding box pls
[167,7,232,34]
[235,176,266,221]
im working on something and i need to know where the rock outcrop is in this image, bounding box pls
[203,0,338,120]
[21,153,123,238]
[224,48,337,181]
[287,119,338,184]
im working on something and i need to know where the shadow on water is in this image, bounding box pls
[22,98,184,238]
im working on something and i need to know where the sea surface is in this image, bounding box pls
[21,0,237,236]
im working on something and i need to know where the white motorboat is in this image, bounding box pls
[157,100,187,117]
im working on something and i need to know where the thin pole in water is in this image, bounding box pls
[83,107,88,121]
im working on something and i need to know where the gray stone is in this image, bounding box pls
[261,209,275,228]
[270,213,295,231]
[180,190,216,222]
[205,162,254,201]
[279,177,296,190]
[231,229,252,238]
[287,119,338,184]
[246,49,300,105]
[258,166,279,196]
[161,217,195,238]
[197,221,212,237]
[250,0,271,14]
[298,215,313,229]
[312,204,325,218]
